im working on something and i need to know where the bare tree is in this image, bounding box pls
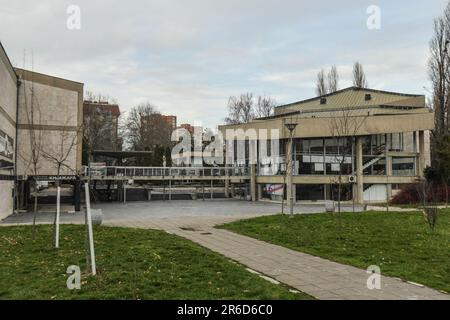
[353,62,368,88]
[85,91,118,104]
[327,65,339,93]
[83,101,120,160]
[416,179,439,232]
[255,95,277,118]
[316,69,328,96]
[328,108,367,222]
[124,103,172,164]
[16,54,44,240]
[224,93,255,124]
[429,5,450,136]
[40,117,82,249]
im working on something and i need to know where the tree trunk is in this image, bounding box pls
[32,179,38,240]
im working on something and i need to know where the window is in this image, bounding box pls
[0,129,13,160]
[309,139,324,154]
[392,157,415,176]
[0,135,6,153]
[403,132,416,152]
[390,133,403,151]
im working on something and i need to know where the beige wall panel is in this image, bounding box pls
[17,80,79,127]
[17,129,78,176]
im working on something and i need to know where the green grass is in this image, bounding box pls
[219,210,450,293]
[0,225,311,300]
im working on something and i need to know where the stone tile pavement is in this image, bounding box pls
[105,217,450,300]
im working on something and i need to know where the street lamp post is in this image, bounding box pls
[285,122,298,216]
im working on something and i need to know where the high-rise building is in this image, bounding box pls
[161,115,177,131]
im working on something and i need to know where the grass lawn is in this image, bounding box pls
[0,225,311,300]
[219,210,450,293]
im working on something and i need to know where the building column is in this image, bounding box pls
[418,130,425,178]
[386,152,393,201]
[356,137,364,204]
[257,184,263,200]
[250,164,256,201]
[74,178,81,212]
[230,183,235,198]
[224,179,230,198]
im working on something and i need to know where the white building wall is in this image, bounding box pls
[0,181,14,220]
[364,184,387,202]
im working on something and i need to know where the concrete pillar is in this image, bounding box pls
[74,178,81,212]
[169,179,172,201]
[123,182,127,204]
[224,179,230,198]
[230,183,235,198]
[210,180,213,200]
[356,137,364,204]
[418,131,425,178]
[250,164,257,201]
[257,184,263,200]
[386,153,393,201]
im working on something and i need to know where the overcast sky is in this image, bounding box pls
[0,0,448,128]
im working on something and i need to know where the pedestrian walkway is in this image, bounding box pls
[106,217,450,300]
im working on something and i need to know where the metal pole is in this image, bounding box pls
[84,182,96,275]
[290,135,294,215]
[55,186,61,248]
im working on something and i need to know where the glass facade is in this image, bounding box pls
[296,184,353,201]
[296,137,354,175]
[392,157,416,176]
[235,132,418,178]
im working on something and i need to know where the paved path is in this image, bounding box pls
[2,200,448,300]
[105,217,450,300]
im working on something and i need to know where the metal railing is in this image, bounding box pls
[83,166,250,178]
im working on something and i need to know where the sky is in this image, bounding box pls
[0,0,448,128]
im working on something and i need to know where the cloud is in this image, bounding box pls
[0,0,447,128]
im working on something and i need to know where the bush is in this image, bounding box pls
[390,183,449,205]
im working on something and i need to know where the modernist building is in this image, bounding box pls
[219,87,434,203]
[0,42,83,219]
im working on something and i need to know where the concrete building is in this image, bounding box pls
[219,87,434,203]
[0,42,83,219]
[0,42,18,220]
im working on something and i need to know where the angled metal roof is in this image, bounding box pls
[275,87,425,116]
